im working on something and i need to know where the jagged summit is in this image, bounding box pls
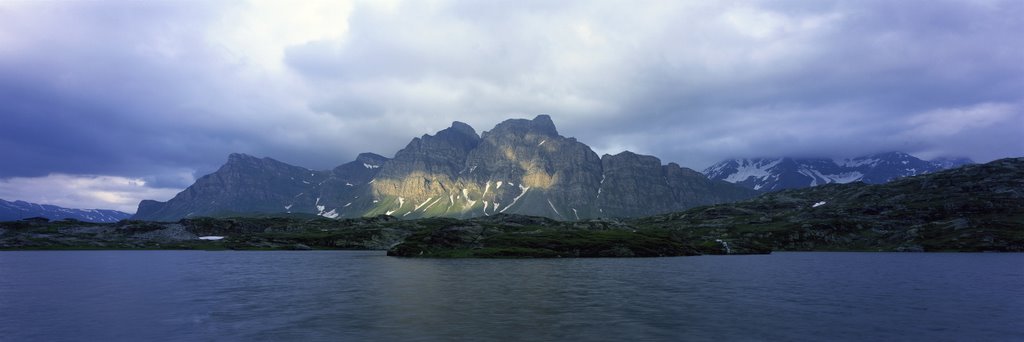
[447,121,477,137]
[434,121,480,140]
[605,150,648,159]
[223,153,300,171]
[132,115,756,221]
[405,121,482,156]
[486,114,559,137]
[356,152,387,163]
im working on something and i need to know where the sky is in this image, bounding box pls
[0,0,1021,213]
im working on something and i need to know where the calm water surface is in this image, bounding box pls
[0,251,1021,341]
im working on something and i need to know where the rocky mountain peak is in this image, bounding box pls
[335,153,391,176]
[602,151,661,167]
[134,115,756,221]
[486,114,559,138]
[413,121,482,152]
[447,121,477,137]
[354,152,388,166]
[224,153,265,169]
[227,152,257,163]
[220,153,302,176]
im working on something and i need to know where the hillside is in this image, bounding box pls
[644,158,1024,252]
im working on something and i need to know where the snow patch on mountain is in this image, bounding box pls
[722,159,782,183]
[547,199,562,218]
[500,185,530,213]
[704,152,972,192]
[320,209,339,219]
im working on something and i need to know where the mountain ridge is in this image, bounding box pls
[5,158,1021,254]
[703,152,974,192]
[133,115,756,221]
[0,199,130,223]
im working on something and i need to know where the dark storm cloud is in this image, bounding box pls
[1,2,234,177]
[0,0,1021,211]
[0,2,371,179]
[284,0,1022,167]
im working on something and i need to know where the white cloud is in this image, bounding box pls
[207,0,353,73]
[0,174,182,213]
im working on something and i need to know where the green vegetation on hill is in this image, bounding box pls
[636,158,1024,252]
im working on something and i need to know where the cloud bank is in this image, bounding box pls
[0,0,1021,211]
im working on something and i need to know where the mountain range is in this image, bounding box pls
[703,152,973,192]
[10,157,1016,253]
[133,115,756,221]
[0,199,130,223]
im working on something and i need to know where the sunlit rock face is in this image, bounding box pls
[458,115,604,220]
[367,121,482,218]
[133,115,756,221]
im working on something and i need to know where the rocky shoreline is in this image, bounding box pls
[0,214,770,257]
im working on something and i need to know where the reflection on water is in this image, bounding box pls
[1,251,1021,341]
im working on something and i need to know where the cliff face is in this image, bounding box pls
[594,152,757,218]
[133,115,756,221]
[365,121,483,218]
[455,115,605,219]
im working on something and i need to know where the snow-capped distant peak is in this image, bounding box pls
[705,152,960,192]
[0,199,131,223]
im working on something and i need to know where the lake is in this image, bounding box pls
[0,251,1021,341]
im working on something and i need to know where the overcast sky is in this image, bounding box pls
[0,0,1021,212]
